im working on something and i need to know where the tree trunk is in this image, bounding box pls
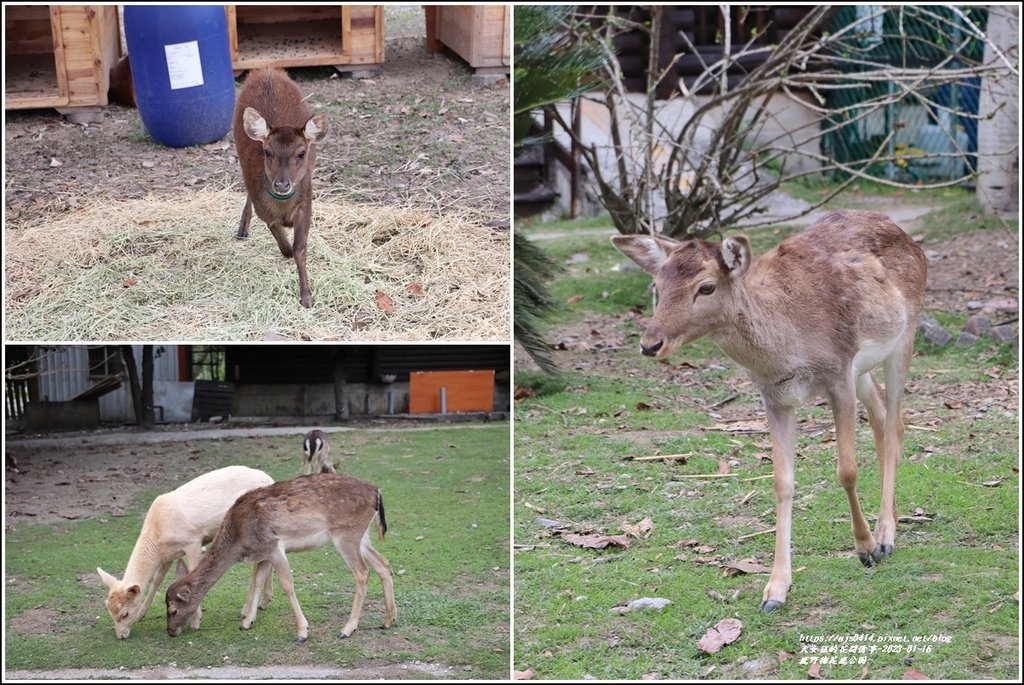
[332,347,349,419]
[141,346,155,426]
[977,5,1019,216]
[121,346,143,425]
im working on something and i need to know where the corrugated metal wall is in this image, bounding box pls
[36,346,180,422]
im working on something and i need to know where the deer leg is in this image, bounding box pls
[293,219,312,309]
[181,543,205,630]
[856,372,898,542]
[360,532,397,628]
[240,561,273,629]
[333,531,370,638]
[138,559,172,621]
[761,401,796,612]
[237,198,253,239]
[874,333,914,557]
[828,378,877,566]
[265,544,308,643]
[260,565,274,609]
[267,221,293,258]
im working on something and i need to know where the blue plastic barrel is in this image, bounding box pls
[123,5,235,148]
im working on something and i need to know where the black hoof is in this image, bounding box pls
[236,231,248,240]
[338,632,350,640]
[295,636,307,644]
[877,543,893,558]
[760,600,784,612]
[859,552,876,567]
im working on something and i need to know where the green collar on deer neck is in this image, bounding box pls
[263,173,296,201]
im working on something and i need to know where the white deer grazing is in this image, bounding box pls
[165,473,396,643]
[613,210,927,611]
[302,429,335,475]
[97,465,275,638]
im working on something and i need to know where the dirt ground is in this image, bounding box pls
[3,6,509,228]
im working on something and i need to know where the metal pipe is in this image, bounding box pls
[440,387,447,415]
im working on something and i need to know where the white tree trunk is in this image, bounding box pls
[976,5,1019,216]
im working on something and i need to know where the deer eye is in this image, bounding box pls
[697,283,716,296]
[297,150,306,160]
[263,149,272,158]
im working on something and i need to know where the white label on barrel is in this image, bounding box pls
[164,41,204,90]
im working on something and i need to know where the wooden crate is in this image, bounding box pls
[226,5,383,72]
[432,5,509,70]
[409,370,495,414]
[4,5,121,110]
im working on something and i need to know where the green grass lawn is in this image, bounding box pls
[513,193,1019,680]
[5,425,510,679]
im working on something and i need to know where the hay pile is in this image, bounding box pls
[4,190,509,341]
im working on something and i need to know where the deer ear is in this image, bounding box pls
[126,584,141,597]
[97,567,118,589]
[242,107,269,142]
[304,113,328,144]
[611,235,679,275]
[174,559,189,580]
[720,235,751,278]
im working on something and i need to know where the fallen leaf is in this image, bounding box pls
[513,669,534,680]
[50,157,62,167]
[859,664,869,680]
[375,290,396,314]
[562,533,631,550]
[677,539,701,548]
[513,386,536,400]
[718,459,731,475]
[405,283,426,298]
[902,668,929,680]
[636,401,653,411]
[696,618,742,654]
[777,650,794,663]
[622,516,654,538]
[641,673,661,680]
[202,139,230,152]
[122,278,138,288]
[943,400,962,410]
[808,662,822,679]
[723,558,772,576]
[981,478,1003,487]
[566,295,583,304]
[695,545,716,554]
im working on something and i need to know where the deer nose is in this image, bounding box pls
[273,178,292,193]
[640,340,663,357]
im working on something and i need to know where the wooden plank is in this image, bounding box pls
[409,370,494,414]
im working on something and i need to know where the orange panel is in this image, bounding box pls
[409,370,494,414]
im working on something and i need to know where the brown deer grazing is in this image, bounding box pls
[166,474,396,642]
[302,429,335,475]
[613,210,927,611]
[234,68,328,308]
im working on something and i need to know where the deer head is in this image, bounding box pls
[612,233,752,359]
[243,107,328,200]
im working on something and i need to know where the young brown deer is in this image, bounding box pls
[613,210,927,611]
[234,68,328,308]
[302,429,335,475]
[165,474,396,642]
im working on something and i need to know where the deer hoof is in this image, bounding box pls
[338,631,351,640]
[295,636,307,644]
[859,552,877,567]
[300,294,313,309]
[760,599,784,613]
[877,543,893,558]
[236,229,249,239]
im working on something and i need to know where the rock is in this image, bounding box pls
[963,314,992,337]
[918,314,952,346]
[955,332,980,348]
[967,300,983,311]
[612,597,673,614]
[990,325,1018,344]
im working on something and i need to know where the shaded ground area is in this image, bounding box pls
[4,421,494,529]
[4,663,457,680]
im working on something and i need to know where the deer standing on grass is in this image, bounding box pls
[234,68,328,308]
[166,474,396,642]
[97,465,275,638]
[302,429,335,475]
[612,210,927,611]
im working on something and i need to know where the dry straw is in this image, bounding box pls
[5,190,509,341]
